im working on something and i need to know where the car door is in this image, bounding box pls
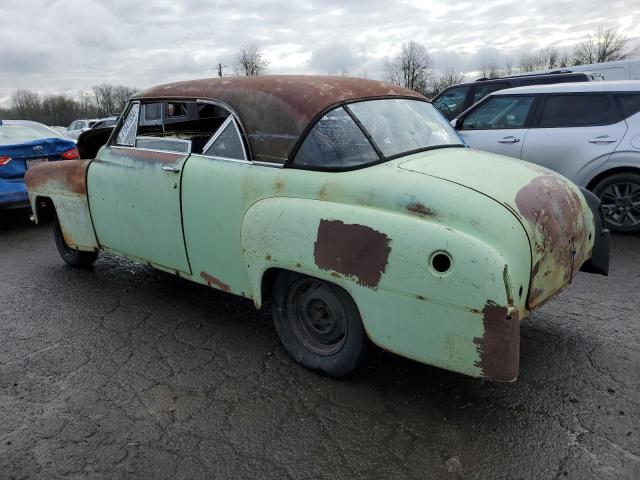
[521,93,627,182]
[87,101,191,274]
[457,95,536,159]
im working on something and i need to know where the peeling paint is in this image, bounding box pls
[313,219,391,288]
[406,202,436,217]
[473,302,520,382]
[515,174,592,309]
[24,160,91,195]
[200,271,230,292]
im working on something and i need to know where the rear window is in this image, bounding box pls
[292,99,462,170]
[294,107,378,168]
[0,123,63,146]
[613,94,640,119]
[539,94,621,127]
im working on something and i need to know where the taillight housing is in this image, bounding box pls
[61,148,79,160]
[0,156,11,166]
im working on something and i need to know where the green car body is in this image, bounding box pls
[25,76,608,382]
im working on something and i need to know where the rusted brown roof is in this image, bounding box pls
[133,75,425,163]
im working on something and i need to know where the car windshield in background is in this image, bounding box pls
[293,99,462,169]
[0,124,62,146]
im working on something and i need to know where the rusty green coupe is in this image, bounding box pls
[25,76,609,381]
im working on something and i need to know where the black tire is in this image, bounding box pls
[272,272,369,377]
[53,217,98,268]
[591,172,640,233]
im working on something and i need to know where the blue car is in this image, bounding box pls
[0,120,78,209]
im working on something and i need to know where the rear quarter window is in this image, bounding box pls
[539,94,621,127]
[613,93,640,119]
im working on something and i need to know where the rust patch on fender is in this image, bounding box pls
[515,174,592,309]
[406,202,436,217]
[200,271,230,292]
[314,220,391,288]
[473,302,520,382]
[24,160,91,195]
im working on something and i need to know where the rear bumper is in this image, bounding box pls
[578,187,610,276]
[0,179,29,209]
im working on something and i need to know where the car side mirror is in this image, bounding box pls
[451,118,461,130]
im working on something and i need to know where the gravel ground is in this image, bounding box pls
[1,212,638,480]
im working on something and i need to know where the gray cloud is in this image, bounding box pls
[0,0,638,106]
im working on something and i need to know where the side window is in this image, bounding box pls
[472,83,509,103]
[613,94,640,119]
[539,94,621,127]
[432,86,470,120]
[134,101,232,154]
[293,107,379,168]
[203,117,246,160]
[115,102,140,146]
[461,96,535,130]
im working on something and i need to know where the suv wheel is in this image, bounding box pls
[592,172,640,233]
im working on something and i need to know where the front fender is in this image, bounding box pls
[25,160,98,251]
[241,197,528,380]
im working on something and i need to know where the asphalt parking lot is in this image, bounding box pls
[1,212,638,480]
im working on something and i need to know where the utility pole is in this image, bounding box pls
[217,63,227,78]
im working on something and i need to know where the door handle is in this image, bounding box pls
[589,137,617,144]
[161,165,180,173]
[498,136,520,144]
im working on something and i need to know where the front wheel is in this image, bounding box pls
[592,172,640,233]
[272,272,369,377]
[53,217,98,268]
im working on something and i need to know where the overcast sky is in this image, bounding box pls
[0,0,638,106]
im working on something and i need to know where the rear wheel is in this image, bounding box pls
[592,172,640,233]
[272,272,369,377]
[53,217,98,268]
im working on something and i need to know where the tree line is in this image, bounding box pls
[386,25,638,97]
[0,84,137,126]
[1,25,637,125]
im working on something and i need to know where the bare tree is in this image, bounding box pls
[573,25,640,65]
[113,86,137,113]
[41,95,79,126]
[92,84,137,116]
[385,41,433,94]
[478,58,501,79]
[425,68,464,97]
[11,90,41,120]
[234,44,269,76]
[504,57,514,75]
[518,48,563,72]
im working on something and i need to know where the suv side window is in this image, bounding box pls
[472,82,509,103]
[539,94,621,127]
[461,96,535,130]
[432,86,470,120]
[613,94,640,119]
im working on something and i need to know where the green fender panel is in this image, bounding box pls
[241,197,522,380]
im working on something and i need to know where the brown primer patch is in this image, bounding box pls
[473,302,520,382]
[200,271,230,292]
[313,219,391,288]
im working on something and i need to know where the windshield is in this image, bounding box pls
[0,123,63,146]
[292,99,462,170]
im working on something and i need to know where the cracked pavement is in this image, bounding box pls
[1,212,638,479]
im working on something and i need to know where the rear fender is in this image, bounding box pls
[241,197,528,381]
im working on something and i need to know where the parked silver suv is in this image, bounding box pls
[453,81,640,232]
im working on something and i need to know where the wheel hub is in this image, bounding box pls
[287,279,348,355]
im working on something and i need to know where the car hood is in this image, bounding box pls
[398,148,595,309]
